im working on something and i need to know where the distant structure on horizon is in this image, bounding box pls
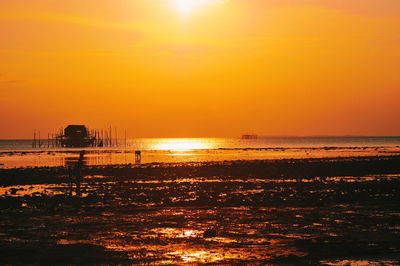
[241,134,258,140]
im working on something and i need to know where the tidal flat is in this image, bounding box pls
[1,156,400,264]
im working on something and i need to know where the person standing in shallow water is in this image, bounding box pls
[69,150,85,196]
[135,150,142,163]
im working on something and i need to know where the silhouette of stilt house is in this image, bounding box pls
[33,124,130,149]
[61,125,96,148]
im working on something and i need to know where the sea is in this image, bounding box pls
[1,136,400,151]
[1,137,400,168]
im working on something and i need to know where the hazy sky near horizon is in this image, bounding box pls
[1,0,399,138]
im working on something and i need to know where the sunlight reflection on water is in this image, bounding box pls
[2,137,400,168]
[151,138,216,151]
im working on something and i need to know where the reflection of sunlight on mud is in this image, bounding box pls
[177,229,200,238]
[151,228,202,238]
[232,188,265,196]
[57,239,89,245]
[168,250,229,263]
[165,242,305,264]
[97,221,307,264]
[0,184,68,197]
[322,259,399,266]
[2,169,399,264]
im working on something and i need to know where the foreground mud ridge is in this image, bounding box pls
[1,156,400,264]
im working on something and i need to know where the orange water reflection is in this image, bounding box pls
[2,145,400,168]
[151,138,216,151]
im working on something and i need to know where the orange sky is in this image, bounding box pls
[1,0,399,138]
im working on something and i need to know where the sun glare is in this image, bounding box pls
[153,138,215,151]
[173,0,228,16]
[175,0,197,15]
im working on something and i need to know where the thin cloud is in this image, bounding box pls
[0,11,142,31]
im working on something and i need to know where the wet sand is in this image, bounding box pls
[1,156,400,264]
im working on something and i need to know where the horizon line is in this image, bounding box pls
[1,135,400,141]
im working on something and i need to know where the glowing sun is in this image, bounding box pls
[173,0,228,16]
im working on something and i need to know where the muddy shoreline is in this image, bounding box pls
[1,155,400,264]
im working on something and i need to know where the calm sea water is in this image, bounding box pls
[1,137,400,151]
[2,137,400,168]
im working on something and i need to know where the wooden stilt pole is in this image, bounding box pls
[109,126,112,147]
[115,127,118,147]
[33,131,36,148]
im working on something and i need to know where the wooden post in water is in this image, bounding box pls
[38,131,41,148]
[101,129,104,147]
[105,131,108,147]
[115,127,118,147]
[124,128,127,148]
[109,126,112,147]
[33,131,36,148]
[92,130,95,147]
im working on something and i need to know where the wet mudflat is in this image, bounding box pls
[1,157,400,264]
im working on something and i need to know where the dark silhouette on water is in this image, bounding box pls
[34,124,126,148]
[135,150,142,163]
[62,125,96,148]
[68,150,85,197]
